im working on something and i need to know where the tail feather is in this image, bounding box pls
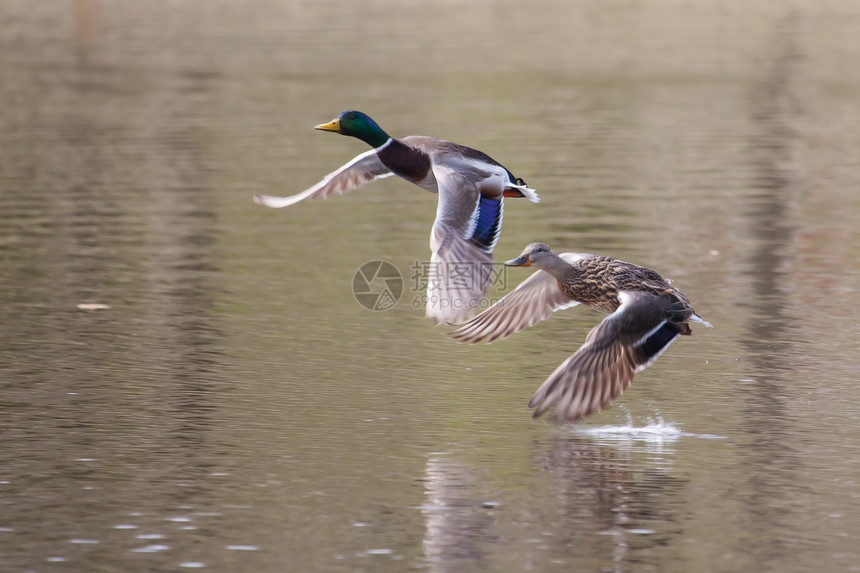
[690,314,713,328]
[507,182,540,203]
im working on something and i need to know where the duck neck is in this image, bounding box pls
[361,131,392,149]
[537,254,577,282]
[352,120,392,149]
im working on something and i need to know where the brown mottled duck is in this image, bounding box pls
[450,242,711,422]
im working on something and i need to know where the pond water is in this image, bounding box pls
[1,1,859,572]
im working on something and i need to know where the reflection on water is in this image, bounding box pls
[738,6,806,570]
[530,434,685,569]
[420,435,680,573]
[421,425,729,573]
[422,454,498,569]
[2,0,860,572]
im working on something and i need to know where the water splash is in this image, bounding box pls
[573,411,726,443]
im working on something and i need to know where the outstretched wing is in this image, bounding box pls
[426,221,494,325]
[424,164,505,325]
[253,149,394,208]
[448,253,585,342]
[528,291,683,422]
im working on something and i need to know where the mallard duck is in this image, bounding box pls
[253,111,539,324]
[450,242,711,422]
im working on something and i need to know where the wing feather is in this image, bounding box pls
[424,166,498,325]
[528,291,683,422]
[253,149,393,208]
[448,253,585,341]
[426,221,494,325]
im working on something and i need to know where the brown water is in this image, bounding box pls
[2,1,860,572]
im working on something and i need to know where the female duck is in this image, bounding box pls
[254,111,539,324]
[451,242,711,422]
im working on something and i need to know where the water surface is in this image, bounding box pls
[1,1,860,572]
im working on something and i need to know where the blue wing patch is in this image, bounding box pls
[470,196,504,252]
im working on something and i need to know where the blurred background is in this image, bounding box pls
[1,1,859,571]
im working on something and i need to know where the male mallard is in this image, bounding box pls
[254,111,539,324]
[450,242,711,422]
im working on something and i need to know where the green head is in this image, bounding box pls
[315,110,391,148]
